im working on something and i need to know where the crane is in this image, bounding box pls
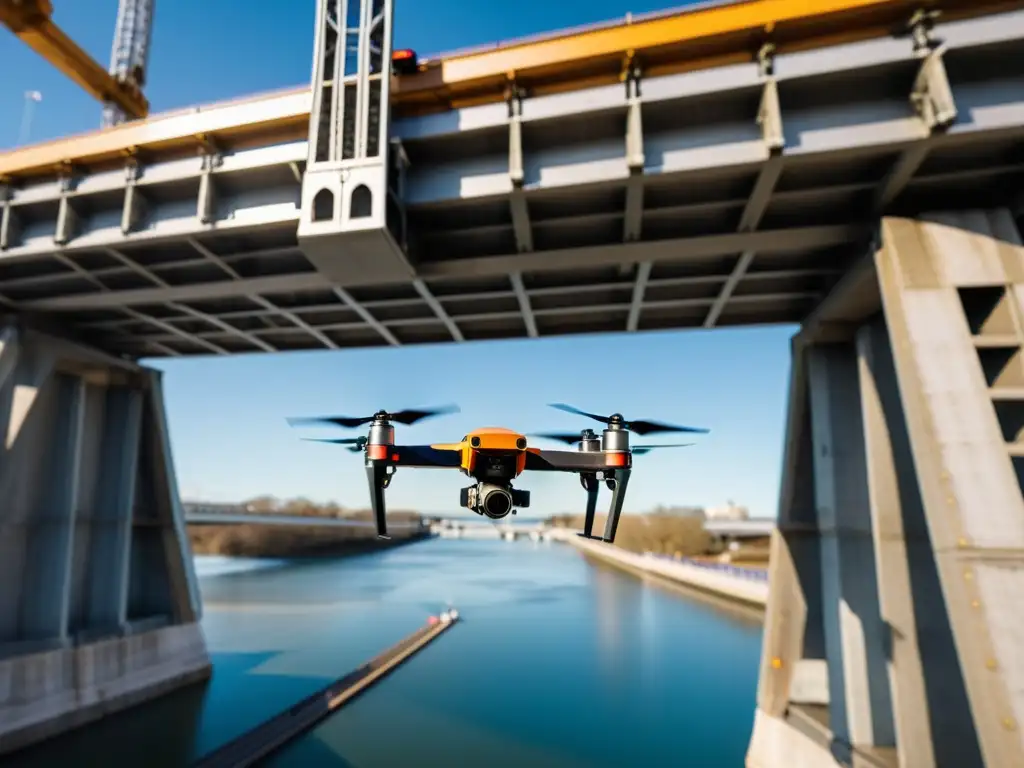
[0,0,150,124]
[103,0,154,126]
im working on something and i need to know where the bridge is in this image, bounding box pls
[1,0,1023,765]
[180,504,772,539]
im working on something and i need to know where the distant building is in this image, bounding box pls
[651,505,706,520]
[705,502,750,521]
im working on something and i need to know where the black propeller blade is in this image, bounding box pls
[302,437,367,453]
[632,443,695,456]
[287,404,460,429]
[548,403,709,437]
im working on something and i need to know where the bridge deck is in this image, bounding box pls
[0,5,1021,358]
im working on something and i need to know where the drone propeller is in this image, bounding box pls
[301,436,367,453]
[287,404,460,429]
[548,403,709,437]
[631,443,695,455]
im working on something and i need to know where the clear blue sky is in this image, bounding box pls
[1,0,794,518]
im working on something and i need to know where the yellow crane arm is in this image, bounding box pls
[0,0,149,120]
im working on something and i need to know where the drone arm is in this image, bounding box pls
[602,468,631,543]
[366,461,390,539]
[391,446,462,469]
[523,449,617,473]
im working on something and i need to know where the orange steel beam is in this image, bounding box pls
[0,0,1017,181]
[0,0,148,120]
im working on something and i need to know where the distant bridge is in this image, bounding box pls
[184,511,424,532]
[181,504,777,542]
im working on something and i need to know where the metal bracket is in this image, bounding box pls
[121,153,148,234]
[0,181,18,251]
[756,44,784,153]
[622,53,645,242]
[907,9,942,53]
[911,48,957,131]
[197,145,223,225]
[54,164,80,246]
[506,76,526,186]
[506,75,533,253]
[623,54,644,171]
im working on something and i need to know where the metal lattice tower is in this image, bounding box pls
[102,0,154,127]
[297,0,414,286]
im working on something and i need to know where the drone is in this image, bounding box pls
[287,403,708,544]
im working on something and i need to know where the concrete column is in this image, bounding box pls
[146,370,202,624]
[807,344,895,753]
[82,386,143,634]
[875,210,1024,766]
[857,316,980,766]
[0,325,210,756]
[756,339,828,719]
[18,373,85,646]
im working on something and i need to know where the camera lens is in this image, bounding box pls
[482,488,512,518]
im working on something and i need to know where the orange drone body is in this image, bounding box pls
[432,427,530,477]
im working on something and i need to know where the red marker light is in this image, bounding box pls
[392,48,418,75]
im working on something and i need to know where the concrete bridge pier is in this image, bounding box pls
[0,322,210,754]
[749,209,1024,768]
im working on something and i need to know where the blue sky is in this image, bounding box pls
[1,0,794,518]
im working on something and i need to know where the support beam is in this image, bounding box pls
[507,82,533,254]
[120,156,148,235]
[105,247,273,353]
[53,168,79,246]
[626,261,651,332]
[705,48,783,328]
[509,272,538,338]
[332,287,400,346]
[19,223,862,311]
[623,58,644,243]
[413,279,463,342]
[196,148,221,225]
[872,31,957,213]
[0,183,19,251]
[0,322,210,755]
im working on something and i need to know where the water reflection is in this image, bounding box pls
[7,539,765,768]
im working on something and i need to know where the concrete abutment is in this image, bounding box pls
[749,208,1024,768]
[0,323,210,755]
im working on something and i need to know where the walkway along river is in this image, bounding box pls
[6,538,764,768]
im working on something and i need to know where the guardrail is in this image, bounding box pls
[645,553,769,583]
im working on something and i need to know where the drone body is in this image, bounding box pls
[288,405,708,544]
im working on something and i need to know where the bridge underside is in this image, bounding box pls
[0,325,209,754]
[749,208,1024,768]
[0,9,1021,358]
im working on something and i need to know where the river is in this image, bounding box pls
[7,538,764,767]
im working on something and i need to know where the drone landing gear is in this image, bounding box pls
[366,459,396,539]
[577,468,630,543]
[577,473,602,540]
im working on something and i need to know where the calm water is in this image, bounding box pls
[8,538,763,767]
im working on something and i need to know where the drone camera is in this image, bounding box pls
[460,482,530,519]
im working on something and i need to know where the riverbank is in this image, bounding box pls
[548,529,768,612]
[187,525,430,559]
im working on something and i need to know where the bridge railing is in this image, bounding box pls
[644,553,769,583]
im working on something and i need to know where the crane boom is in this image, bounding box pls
[0,0,149,121]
